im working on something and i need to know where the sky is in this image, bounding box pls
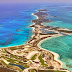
[0,0,72,3]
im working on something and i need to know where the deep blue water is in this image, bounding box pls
[0,3,39,47]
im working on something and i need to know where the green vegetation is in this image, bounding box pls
[38,54,48,67]
[9,45,24,50]
[9,47,17,50]
[16,63,29,68]
[31,54,38,60]
[1,60,22,72]
[10,54,18,59]
[9,65,22,72]
[1,60,8,66]
[2,56,18,63]
[29,61,32,65]
[1,55,29,68]
[10,54,27,62]
[7,59,17,63]
[24,64,29,68]
[30,69,35,72]
[38,70,66,72]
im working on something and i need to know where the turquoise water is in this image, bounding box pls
[0,4,39,47]
[43,4,72,30]
[44,21,72,29]
[41,4,72,71]
[41,35,72,71]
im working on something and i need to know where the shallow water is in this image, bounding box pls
[41,35,72,71]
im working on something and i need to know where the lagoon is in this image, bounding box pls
[41,35,72,71]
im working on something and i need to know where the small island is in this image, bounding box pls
[0,9,72,72]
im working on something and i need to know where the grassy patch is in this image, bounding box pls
[2,55,29,68]
[9,47,17,50]
[8,65,22,72]
[7,59,17,63]
[38,70,66,72]
[1,60,22,72]
[10,54,18,59]
[38,54,48,67]
[9,45,24,50]
[1,60,8,66]
[24,64,29,68]
[30,69,35,72]
[16,63,29,68]
[10,54,27,62]
[2,56,17,63]
[31,54,37,60]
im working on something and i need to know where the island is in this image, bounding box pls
[0,9,72,72]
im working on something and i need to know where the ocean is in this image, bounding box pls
[0,3,72,71]
[0,3,39,47]
[40,3,72,71]
[0,3,72,47]
[41,35,72,71]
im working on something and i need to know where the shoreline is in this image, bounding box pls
[37,35,63,67]
[32,13,64,67]
[0,9,72,72]
[0,13,64,69]
[33,11,64,66]
[37,35,71,72]
[32,12,63,66]
[32,12,70,72]
[0,13,37,49]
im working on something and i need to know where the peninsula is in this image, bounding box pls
[0,9,72,72]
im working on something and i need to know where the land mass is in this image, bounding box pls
[0,9,72,72]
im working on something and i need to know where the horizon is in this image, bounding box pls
[0,0,72,4]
